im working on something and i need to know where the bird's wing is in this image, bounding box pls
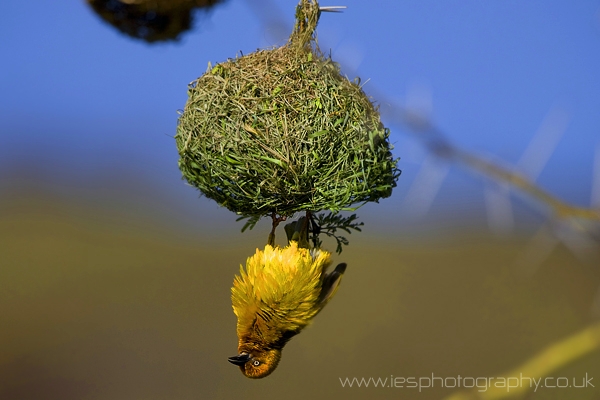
[318,262,347,305]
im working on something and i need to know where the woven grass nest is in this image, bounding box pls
[175,0,400,218]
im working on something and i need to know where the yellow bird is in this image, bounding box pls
[229,241,347,378]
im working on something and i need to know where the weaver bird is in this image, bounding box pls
[229,241,346,378]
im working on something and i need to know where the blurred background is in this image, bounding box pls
[1,1,600,399]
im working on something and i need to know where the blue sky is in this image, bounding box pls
[2,0,600,234]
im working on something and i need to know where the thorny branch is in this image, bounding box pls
[380,105,600,224]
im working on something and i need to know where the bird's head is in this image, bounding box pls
[228,348,282,379]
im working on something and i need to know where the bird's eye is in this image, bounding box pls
[252,360,261,366]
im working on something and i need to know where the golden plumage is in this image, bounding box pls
[229,241,346,378]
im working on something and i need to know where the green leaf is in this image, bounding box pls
[308,130,329,139]
[236,215,261,232]
[225,155,243,165]
[260,156,287,168]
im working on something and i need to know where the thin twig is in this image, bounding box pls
[380,105,600,224]
[444,321,600,400]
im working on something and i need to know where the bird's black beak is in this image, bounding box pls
[228,353,251,366]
